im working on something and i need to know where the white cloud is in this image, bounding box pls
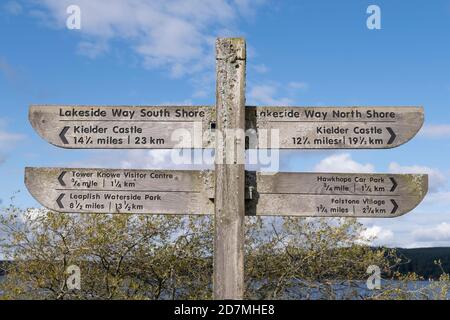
[288,81,308,91]
[423,192,450,206]
[247,80,310,105]
[359,225,394,246]
[120,150,172,168]
[247,84,293,105]
[412,222,450,242]
[388,162,447,193]
[233,0,268,17]
[0,120,23,166]
[251,63,269,74]
[0,121,24,148]
[77,41,109,59]
[33,0,267,78]
[314,153,375,173]
[419,124,450,138]
[0,131,23,146]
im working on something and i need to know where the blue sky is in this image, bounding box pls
[1,0,450,248]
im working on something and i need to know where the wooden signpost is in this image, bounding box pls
[25,38,428,300]
[246,106,423,149]
[29,106,215,149]
[30,105,422,150]
[26,168,427,218]
[25,167,214,214]
[245,172,427,217]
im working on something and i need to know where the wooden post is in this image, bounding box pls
[214,38,246,299]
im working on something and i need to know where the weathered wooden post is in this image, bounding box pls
[214,38,246,299]
[26,36,428,302]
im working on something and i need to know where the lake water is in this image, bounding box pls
[0,276,448,299]
[324,280,450,299]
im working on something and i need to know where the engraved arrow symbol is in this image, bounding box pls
[389,177,398,192]
[59,127,69,144]
[56,194,65,209]
[58,171,66,186]
[386,127,396,145]
[391,199,398,214]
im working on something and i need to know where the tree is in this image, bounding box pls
[0,206,448,300]
[0,207,212,299]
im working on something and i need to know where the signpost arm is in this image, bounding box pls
[214,38,246,300]
[26,36,429,301]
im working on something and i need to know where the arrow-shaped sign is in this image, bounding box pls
[245,107,422,149]
[59,127,69,145]
[245,172,428,217]
[29,106,215,149]
[391,199,399,214]
[386,127,396,145]
[56,193,65,209]
[58,171,66,186]
[25,168,428,218]
[25,167,214,214]
[390,177,398,192]
[30,106,422,150]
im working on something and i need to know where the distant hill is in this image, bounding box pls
[393,247,450,279]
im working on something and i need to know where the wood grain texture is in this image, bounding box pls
[25,167,427,218]
[30,105,422,150]
[245,172,428,217]
[246,106,424,149]
[213,38,246,300]
[29,105,215,149]
[25,37,429,302]
[25,167,214,214]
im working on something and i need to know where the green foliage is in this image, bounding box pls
[0,207,213,299]
[244,217,393,299]
[0,206,449,300]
